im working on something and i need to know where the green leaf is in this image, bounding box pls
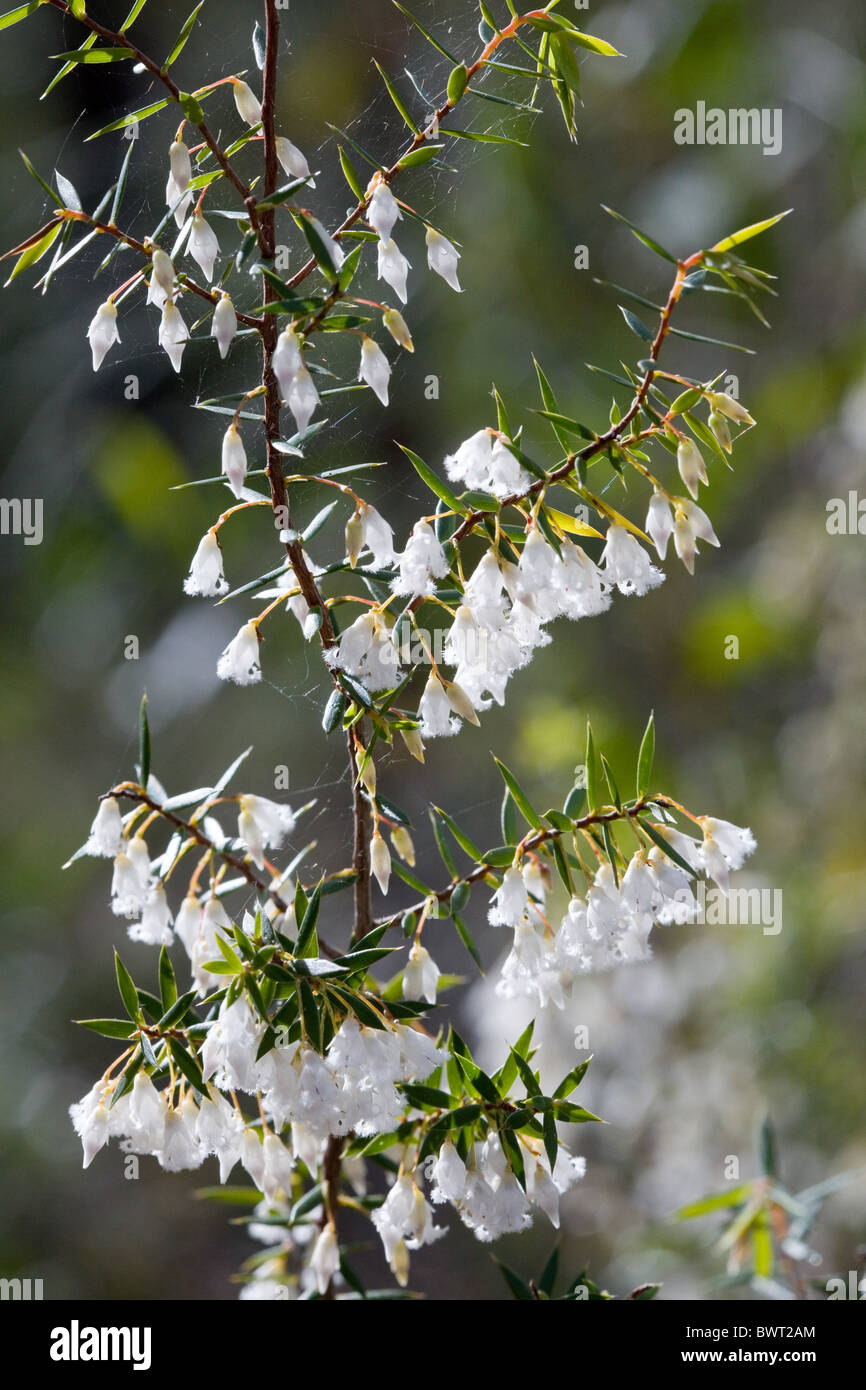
[584,721,600,812]
[6,222,61,283]
[396,145,442,168]
[167,1038,205,1093]
[295,882,322,958]
[447,64,468,103]
[553,1058,591,1099]
[600,754,621,810]
[156,988,198,1030]
[554,1101,602,1124]
[374,61,419,132]
[675,1185,753,1221]
[397,443,462,512]
[392,2,459,63]
[636,712,654,797]
[431,805,484,862]
[86,96,173,141]
[137,692,151,788]
[76,1018,138,1040]
[0,2,44,32]
[709,210,791,254]
[338,145,364,199]
[158,945,177,1012]
[51,46,135,63]
[758,1113,778,1180]
[602,205,677,263]
[563,784,586,820]
[493,758,543,831]
[565,28,622,57]
[618,305,654,342]
[639,819,698,875]
[539,1246,560,1298]
[322,688,346,734]
[178,91,204,125]
[495,1259,534,1301]
[165,2,204,68]
[115,952,142,1023]
[452,913,483,972]
[440,127,528,147]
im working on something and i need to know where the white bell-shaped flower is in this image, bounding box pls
[221,422,247,498]
[358,335,391,405]
[273,323,303,400]
[377,237,411,303]
[367,181,402,242]
[147,247,175,308]
[211,292,238,359]
[275,135,313,184]
[425,226,461,292]
[158,299,189,373]
[87,299,120,371]
[188,212,220,282]
[287,363,320,435]
[184,529,227,597]
[645,491,674,559]
[233,79,262,126]
[217,621,261,685]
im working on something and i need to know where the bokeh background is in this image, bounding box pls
[0,0,864,1300]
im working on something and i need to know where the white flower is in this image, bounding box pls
[698,816,756,895]
[128,1071,166,1151]
[165,172,191,228]
[287,363,320,435]
[489,866,529,927]
[184,529,227,597]
[188,212,220,282]
[707,390,755,426]
[158,300,189,373]
[382,306,413,352]
[599,523,665,597]
[70,1085,111,1169]
[367,181,402,242]
[169,139,192,191]
[261,1132,296,1202]
[273,323,303,399]
[417,672,458,739]
[359,336,391,405]
[377,237,411,303]
[212,292,238,359]
[233,79,262,126]
[221,422,247,498]
[356,502,396,568]
[646,492,674,559]
[425,226,461,292]
[147,247,175,308]
[428,1139,467,1204]
[275,135,312,184]
[174,894,203,956]
[444,428,493,489]
[110,839,151,917]
[129,882,173,946]
[403,941,439,1003]
[158,1097,203,1172]
[327,610,403,692]
[370,831,391,894]
[372,1174,444,1283]
[392,520,448,597]
[87,300,120,371]
[85,797,123,857]
[238,794,296,868]
[217,621,261,685]
[708,409,732,453]
[677,437,708,500]
[309,1223,340,1296]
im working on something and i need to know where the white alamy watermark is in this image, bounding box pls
[826,491,866,535]
[0,1276,43,1299]
[674,101,782,156]
[672,882,783,936]
[49,1321,152,1371]
[0,497,42,545]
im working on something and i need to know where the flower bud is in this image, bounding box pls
[707,391,755,426]
[425,226,461,292]
[232,79,262,126]
[444,678,480,726]
[221,422,247,498]
[677,437,707,500]
[86,299,120,372]
[358,335,391,405]
[158,299,189,373]
[211,292,237,360]
[345,510,364,568]
[708,409,732,454]
[400,725,425,763]
[390,825,416,866]
[169,139,192,191]
[357,749,376,794]
[370,830,391,894]
[382,306,414,353]
[188,212,220,283]
[275,135,312,184]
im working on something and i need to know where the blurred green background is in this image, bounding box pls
[0,0,864,1300]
